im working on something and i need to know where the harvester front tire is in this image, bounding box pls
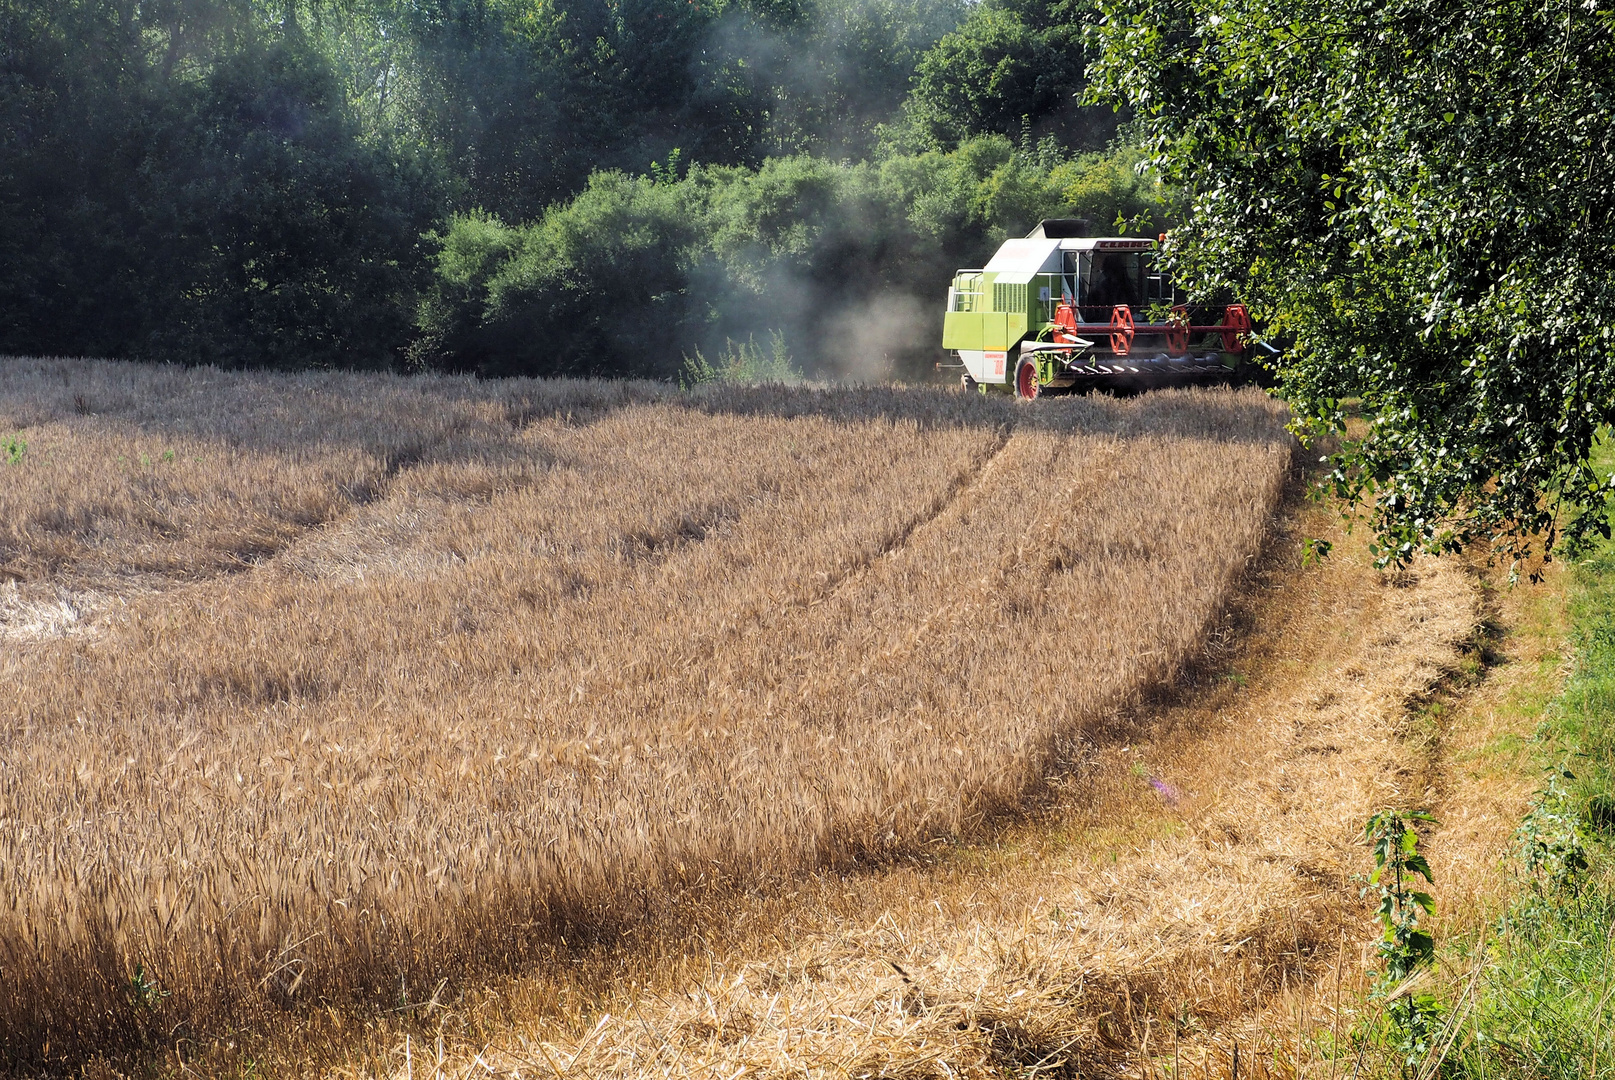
[1014,355,1041,401]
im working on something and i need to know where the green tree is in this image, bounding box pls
[413,171,707,378]
[414,138,1156,380]
[1090,0,1615,570]
[901,0,1119,151]
[0,0,439,367]
[723,0,968,158]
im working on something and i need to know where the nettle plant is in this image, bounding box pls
[1516,766,1591,897]
[1363,809,1440,1064]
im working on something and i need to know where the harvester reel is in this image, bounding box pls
[1109,306,1136,356]
[1166,305,1190,356]
[1222,304,1251,353]
[1052,300,1082,344]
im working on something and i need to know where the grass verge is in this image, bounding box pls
[1399,451,1615,1078]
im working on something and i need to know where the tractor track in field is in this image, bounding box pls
[798,422,1014,609]
[831,433,1133,697]
[547,423,1020,723]
[659,423,1121,723]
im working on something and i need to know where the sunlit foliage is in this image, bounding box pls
[1092,0,1615,567]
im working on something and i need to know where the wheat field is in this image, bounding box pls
[0,358,1292,1069]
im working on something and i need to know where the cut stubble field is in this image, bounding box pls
[0,359,1294,1070]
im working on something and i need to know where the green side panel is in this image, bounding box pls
[1006,312,1028,344]
[942,311,983,351]
[982,313,1011,350]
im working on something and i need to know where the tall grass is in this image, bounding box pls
[0,358,1294,1069]
[1426,445,1615,1077]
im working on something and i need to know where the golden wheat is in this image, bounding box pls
[0,357,1292,1068]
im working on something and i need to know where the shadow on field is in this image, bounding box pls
[0,356,672,463]
[0,358,1287,465]
[683,380,1291,446]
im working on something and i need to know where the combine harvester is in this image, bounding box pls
[943,219,1261,398]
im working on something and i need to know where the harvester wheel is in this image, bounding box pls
[1109,306,1136,356]
[1013,355,1040,401]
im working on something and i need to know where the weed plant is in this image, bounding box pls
[682,333,802,386]
[1362,808,1440,1068]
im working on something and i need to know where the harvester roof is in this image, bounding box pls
[984,240,1061,273]
[982,234,1156,275]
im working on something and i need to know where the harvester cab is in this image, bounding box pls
[942,219,1254,398]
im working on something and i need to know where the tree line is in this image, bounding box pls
[0,0,1138,376]
[11,0,1610,560]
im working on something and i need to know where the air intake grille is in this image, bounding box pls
[993,281,1027,312]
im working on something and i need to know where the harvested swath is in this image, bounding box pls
[0,358,1293,1067]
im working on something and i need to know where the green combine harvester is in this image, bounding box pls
[942,219,1256,397]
